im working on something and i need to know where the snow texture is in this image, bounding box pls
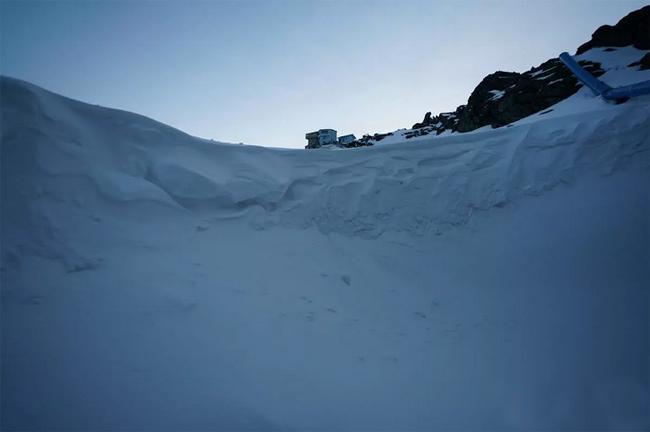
[1,46,649,430]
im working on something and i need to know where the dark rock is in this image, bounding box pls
[576,6,650,54]
[403,6,645,138]
[342,132,393,148]
[306,6,646,150]
[372,132,392,142]
[412,112,433,129]
[409,57,604,137]
[628,52,650,70]
[461,59,605,131]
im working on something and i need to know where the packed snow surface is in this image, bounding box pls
[1,47,649,430]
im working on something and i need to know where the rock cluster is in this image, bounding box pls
[410,58,604,136]
[306,6,648,149]
[576,6,649,54]
[404,6,647,141]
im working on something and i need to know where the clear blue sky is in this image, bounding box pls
[1,0,647,148]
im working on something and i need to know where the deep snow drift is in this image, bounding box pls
[1,47,649,430]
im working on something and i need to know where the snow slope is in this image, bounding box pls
[373,46,650,146]
[1,49,649,430]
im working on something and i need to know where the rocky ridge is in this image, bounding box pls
[307,6,649,149]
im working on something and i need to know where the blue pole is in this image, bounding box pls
[559,52,650,101]
[558,52,611,96]
[604,81,650,99]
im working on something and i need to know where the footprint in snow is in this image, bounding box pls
[181,302,197,313]
[65,259,101,273]
[22,295,43,306]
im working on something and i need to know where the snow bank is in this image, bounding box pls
[2,66,648,247]
[1,47,649,430]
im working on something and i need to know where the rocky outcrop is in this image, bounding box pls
[410,58,604,137]
[403,6,646,140]
[348,132,391,147]
[576,6,649,55]
[306,6,648,149]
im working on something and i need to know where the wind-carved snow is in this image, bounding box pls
[488,89,506,100]
[4,75,648,244]
[1,46,649,431]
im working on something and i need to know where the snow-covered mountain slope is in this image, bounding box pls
[373,45,650,146]
[1,57,649,431]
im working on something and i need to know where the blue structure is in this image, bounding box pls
[305,129,338,148]
[338,134,356,145]
[559,52,650,101]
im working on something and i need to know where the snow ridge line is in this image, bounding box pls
[1,77,649,248]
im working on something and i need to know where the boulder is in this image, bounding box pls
[628,53,650,71]
[576,6,649,54]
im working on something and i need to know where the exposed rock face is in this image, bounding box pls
[305,6,648,149]
[404,6,645,140]
[410,58,604,136]
[576,6,649,54]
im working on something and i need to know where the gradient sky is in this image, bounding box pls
[1,0,647,148]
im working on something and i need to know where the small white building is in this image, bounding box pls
[306,129,337,148]
[338,134,356,145]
